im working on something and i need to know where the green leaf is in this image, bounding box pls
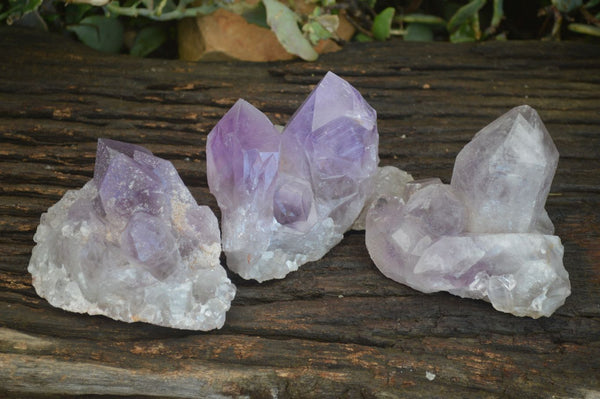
[397,13,446,26]
[23,0,42,14]
[303,13,338,44]
[130,25,167,57]
[0,0,43,22]
[67,16,124,53]
[354,32,373,42]
[372,7,395,41]
[303,20,332,44]
[314,14,338,33]
[552,0,583,13]
[65,4,93,25]
[405,23,434,41]
[447,0,486,33]
[262,0,318,61]
[449,16,477,42]
[489,0,503,30]
[568,22,600,36]
[241,2,268,29]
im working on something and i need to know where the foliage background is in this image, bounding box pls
[1,0,599,59]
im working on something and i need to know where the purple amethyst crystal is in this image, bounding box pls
[28,139,235,330]
[207,72,379,282]
[365,106,570,318]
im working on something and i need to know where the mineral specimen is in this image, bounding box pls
[28,139,236,330]
[352,166,414,230]
[365,105,571,318]
[207,71,379,282]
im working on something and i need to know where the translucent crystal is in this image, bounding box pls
[28,139,236,330]
[352,166,414,230]
[451,105,559,234]
[207,72,379,282]
[366,106,570,318]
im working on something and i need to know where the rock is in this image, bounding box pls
[178,8,294,62]
[28,139,236,330]
[207,71,379,282]
[178,4,355,62]
[365,106,571,318]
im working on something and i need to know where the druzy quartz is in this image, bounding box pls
[365,106,570,318]
[207,72,379,282]
[28,139,236,330]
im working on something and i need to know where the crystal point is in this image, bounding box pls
[29,139,236,330]
[207,72,379,282]
[451,105,559,233]
[366,106,570,318]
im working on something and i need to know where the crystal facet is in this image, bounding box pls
[352,166,414,230]
[207,72,379,282]
[366,106,570,318]
[28,139,236,330]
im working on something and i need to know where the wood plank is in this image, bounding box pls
[1,27,599,398]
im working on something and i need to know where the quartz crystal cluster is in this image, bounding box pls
[366,105,571,318]
[28,139,236,330]
[207,71,379,282]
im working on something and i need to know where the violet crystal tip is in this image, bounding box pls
[207,71,380,282]
[28,139,235,330]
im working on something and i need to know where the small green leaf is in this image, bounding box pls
[449,16,478,42]
[315,14,338,33]
[303,20,333,44]
[23,0,42,14]
[262,0,318,61]
[489,0,503,30]
[241,2,268,29]
[65,4,93,25]
[568,22,600,36]
[447,0,486,33]
[0,0,43,22]
[67,15,124,53]
[405,23,434,41]
[130,25,167,57]
[354,32,373,42]
[372,7,395,41]
[397,13,446,26]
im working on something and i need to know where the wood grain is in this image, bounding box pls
[1,27,599,398]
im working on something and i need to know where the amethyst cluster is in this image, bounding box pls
[207,72,379,282]
[29,73,570,328]
[28,139,235,330]
[365,106,570,318]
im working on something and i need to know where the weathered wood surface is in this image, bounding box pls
[1,27,600,398]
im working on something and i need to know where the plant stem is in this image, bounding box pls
[105,1,217,21]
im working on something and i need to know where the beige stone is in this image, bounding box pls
[178,5,355,62]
